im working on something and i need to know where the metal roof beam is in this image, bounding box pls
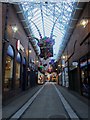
[17,11,23,13]
[40,2,45,36]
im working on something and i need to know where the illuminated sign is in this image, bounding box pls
[16,40,24,52]
[72,62,78,66]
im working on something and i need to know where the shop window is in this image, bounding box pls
[7,45,14,57]
[4,57,14,92]
[81,67,89,97]
[22,57,26,65]
[4,45,14,92]
[16,53,22,88]
[22,57,26,90]
[16,62,20,88]
[16,53,21,62]
[80,56,90,98]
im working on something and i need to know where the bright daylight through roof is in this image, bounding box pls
[18,0,78,61]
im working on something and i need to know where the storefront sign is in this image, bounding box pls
[69,62,78,70]
[72,62,78,66]
[16,40,24,52]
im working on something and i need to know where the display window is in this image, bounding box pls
[64,67,69,87]
[16,62,20,88]
[4,45,14,92]
[80,56,90,98]
[88,57,90,97]
[16,53,22,88]
[4,56,13,92]
[81,67,89,97]
[38,71,44,84]
[22,57,26,90]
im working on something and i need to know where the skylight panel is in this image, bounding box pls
[21,1,76,59]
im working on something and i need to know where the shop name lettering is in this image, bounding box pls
[16,40,24,52]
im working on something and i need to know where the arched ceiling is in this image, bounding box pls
[13,0,85,61]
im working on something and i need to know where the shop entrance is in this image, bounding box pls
[69,68,78,91]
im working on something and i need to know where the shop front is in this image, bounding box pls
[80,54,90,98]
[16,52,22,89]
[64,67,69,88]
[4,45,14,92]
[22,57,27,90]
[69,62,79,91]
[38,71,44,84]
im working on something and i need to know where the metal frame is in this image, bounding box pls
[13,1,85,60]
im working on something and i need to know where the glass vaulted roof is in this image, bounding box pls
[20,0,77,60]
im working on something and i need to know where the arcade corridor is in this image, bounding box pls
[0,0,90,119]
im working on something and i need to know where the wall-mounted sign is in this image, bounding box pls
[72,62,78,66]
[69,62,78,70]
[16,40,24,52]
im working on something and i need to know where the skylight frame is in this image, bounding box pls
[21,1,76,59]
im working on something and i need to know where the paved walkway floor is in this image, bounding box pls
[2,82,89,119]
[56,84,89,119]
[2,85,42,118]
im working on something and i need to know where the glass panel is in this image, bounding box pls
[22,57,26,65]
[16,53,21,63]
[7,45,14,58]
[21,1,76,59]
[16,63,20,88]
[4,56,13,92]
[81,67,89,97]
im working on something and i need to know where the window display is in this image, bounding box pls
[16,62,20,88]
[4,56,13,91]
[4,45,14,92]
[16,53,22,88]
[80,56,90,98]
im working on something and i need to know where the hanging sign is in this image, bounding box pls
[16,40,24,52]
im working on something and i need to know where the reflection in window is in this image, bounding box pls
[4,56,13,92]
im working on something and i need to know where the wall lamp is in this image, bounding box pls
[58,64,61,67]
[29,49,32,53]
[79,19,88,28]
[62,55,66,59]
[12,25,18,33]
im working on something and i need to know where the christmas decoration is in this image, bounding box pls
[38,36,55,59]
